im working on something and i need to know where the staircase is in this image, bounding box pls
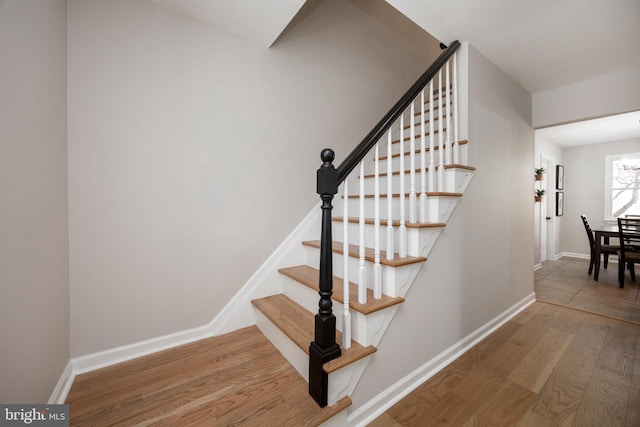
[242,41,475,424]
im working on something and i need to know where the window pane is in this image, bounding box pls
[612,189,640,217]
[605,152,640,220]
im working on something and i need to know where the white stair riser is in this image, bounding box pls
[333,222,443,258]
[281,276,400,347]
[360,143,468,175]
[254,309,309,382]
[355,167,472,195]
[302,246,424,298]
[342,195,461,224]
[369,154,451,176]
[354,173,436,196]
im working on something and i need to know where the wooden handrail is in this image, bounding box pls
[336,41,460,183]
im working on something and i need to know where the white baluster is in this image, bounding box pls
[429,80,435,193]
[399,115,407,258]
[409,99,417,224]
[342,179,351,349]
[453,52,460,164]
[374,142,381,299]
[445,59,452,166]
[358,161,366,304]
[438,70,444,192]
[420,89,427,223]
[386,130,394,261]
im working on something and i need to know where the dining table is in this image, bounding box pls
[593,223,619,281]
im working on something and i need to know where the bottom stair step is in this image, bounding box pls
[252,294,376,373]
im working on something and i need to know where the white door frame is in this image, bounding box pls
[540,156,555,261]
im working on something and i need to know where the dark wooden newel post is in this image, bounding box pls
[309,148,342,407]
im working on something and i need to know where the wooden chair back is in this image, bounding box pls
[580,214,595,248]
[618,217,640,251]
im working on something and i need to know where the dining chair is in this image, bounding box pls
[580,214,619,276]
[617,217,640,288]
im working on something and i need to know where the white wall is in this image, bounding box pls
[67,0,442,357]
[350,43,534,412]
[532,66,640,128]
[559,138,640,256]
[0,0,69,403]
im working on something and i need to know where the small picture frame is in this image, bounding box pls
[556,165,564,190]
[556,192,564,216]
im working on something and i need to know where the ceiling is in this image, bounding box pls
[152,0,640,146]
[152,0,307,47]
[385,0,640,95]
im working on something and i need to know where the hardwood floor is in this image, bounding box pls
[66,326,349,426]
[67,257,639,426]
[369,257,640,426]
[535,257,640,323]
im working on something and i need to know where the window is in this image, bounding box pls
[605,152,640,220]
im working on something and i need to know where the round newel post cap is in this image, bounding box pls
[320,149,335,165]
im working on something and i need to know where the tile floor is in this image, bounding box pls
[535,256,640,323]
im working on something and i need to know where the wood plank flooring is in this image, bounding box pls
[535,257,640,322]
[66,326,350,426]
[369,258,640,427]
[67,257,640,426]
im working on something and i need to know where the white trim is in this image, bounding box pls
[533,263,542,271]
[347,292,536,427]
[48,361,74,404]
[72,323,213,375]
[557,251,590,260]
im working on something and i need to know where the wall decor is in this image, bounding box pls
[556,165,564,190]
[556,191,564,216]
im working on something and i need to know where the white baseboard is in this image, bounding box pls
[71,323,213,376]
[347,292,536,427]
[533,263,542,271]
[48,361,74,404]
[557,251,589,260]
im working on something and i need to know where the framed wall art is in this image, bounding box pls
[556,191,564,216]
[556,165,564,190]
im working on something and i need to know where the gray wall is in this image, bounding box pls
[559,138,640,256]
[532,66,640,128]
[67,0,442,357]
[351,43,535,412]
[0,0,70,403]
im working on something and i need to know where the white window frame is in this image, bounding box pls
[604,151,640,221]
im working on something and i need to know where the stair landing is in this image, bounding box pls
[66,326,350,426]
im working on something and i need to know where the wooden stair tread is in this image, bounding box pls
[279,265,404,315]
[362,164,476,179]
[378,140,468,161]
[345,192,462,199]
[302,240,427,267]
[252,294,377,374]
[333,216,446,229]
[66,325,350,426]
[392,129,446,143]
